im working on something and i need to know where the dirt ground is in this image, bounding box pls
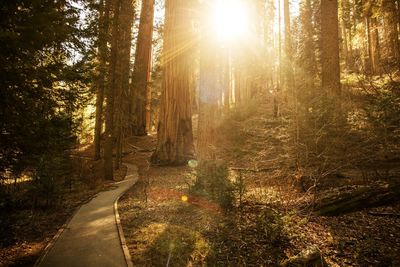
[119,157,400,266]
[119,109,400,266]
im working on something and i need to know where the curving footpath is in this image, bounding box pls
[36,163,138,267]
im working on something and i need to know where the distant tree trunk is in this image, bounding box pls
[383,0,400,65]
[360,18,368,71]
[114,0,134,170]
[234,67,241,105]
[150,0,195,165]
[339,0,348,68]
[275,0,282,117]
[321,0,340,95]
[340,0,353,71]
[198,8,218,162]
[223,50,230,113]
[104,0,121,180]
[132,0,155,136]
[283,0,294,90]
[371,18,381,73]
[340,21,348,68]
[94,0,110,161]
[348,28,354,69]
[346,0,356,71]
[190,68,198,114]
[264,0,275,93]
[299,0,316,82]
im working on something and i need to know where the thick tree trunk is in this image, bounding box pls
[114,0,134,170]
[299,0,316,82]
[383,0,400,65]
[321,0,340,95]
[150,0,195,165]
[104,0,121,180]
[94,0,110,161]
[132,0,155,136]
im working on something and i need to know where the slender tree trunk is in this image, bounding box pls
[275,0,282,117]
[234,66,241,105]
[283,0,294,91]
[132,0,155,136]
[397,0,400,39]
[94,0,110,161]
[340,20,349,68]
[348,27,354,70]
[223,49,230,113]
[189,68,198,114]
[366,16,374,74]
[340,0,353,70]
[150,0,195,165]
[347,0,356,71]
[371,17,381,73]
[360,18,368,71]
[104,0,121,180]
[145,84,152,132]
[321,0,340,95]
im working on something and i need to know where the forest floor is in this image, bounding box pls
[0,152,127,267]
[119,92,400,266]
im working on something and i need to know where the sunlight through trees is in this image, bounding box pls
[1,0,400,265]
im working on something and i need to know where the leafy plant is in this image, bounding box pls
[190,160,234,211]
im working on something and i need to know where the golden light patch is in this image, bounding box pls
[181,195,188,202]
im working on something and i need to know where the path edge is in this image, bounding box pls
[114,164,137,267]
[114,195,134,267]
[33,205,80,267]
[34,163,137,267]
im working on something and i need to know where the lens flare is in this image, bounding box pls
[188,159,198,168]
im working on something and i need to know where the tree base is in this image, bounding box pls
[150,149,195,166]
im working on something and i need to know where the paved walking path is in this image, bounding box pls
[37,164,138,267]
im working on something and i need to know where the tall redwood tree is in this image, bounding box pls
[131,0,155,136]
[151,0,195,165]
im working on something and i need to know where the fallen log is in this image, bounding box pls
[367,211,400,217]
[313,181,400,216]
[230,167,276,172]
